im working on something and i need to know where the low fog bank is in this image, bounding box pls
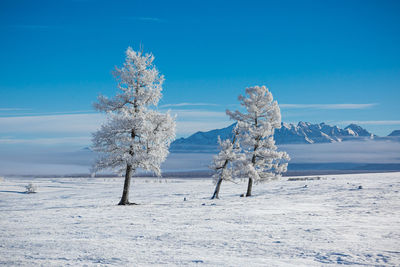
[0,140,399,176]
[280,140,400,164]
[0,145,93,176]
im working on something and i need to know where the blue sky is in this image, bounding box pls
[0,0,400,148]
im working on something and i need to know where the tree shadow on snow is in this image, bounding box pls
[0,190,29,194]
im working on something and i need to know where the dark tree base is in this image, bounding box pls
[118,202,139,206]
[246,178,253,197]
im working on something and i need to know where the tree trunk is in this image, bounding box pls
[246,118,259,197]
[247,150,257,197]
[118,164,133,205]
[211,177,223,199]
[246,177,253,197]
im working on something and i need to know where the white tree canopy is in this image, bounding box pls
[92,47,176,176]
[210,128,244,184]
[227,85,290,183]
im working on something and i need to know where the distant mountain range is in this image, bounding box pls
[170,122,400,152]
[388,130,400,137]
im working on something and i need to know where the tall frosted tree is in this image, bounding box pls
[210,127,243,199]
[227,86,289,197]
[92,47,176,205]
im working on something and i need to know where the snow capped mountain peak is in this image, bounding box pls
[282,122,292,129]
[344,124,373,137]
[170,122,378,152]
[345,128,356,136]
[298,121,311,127]
[388,130,400,137]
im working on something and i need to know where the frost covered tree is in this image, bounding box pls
[227,86,290,197]
[92,47,176,205]
[210,127,243,199]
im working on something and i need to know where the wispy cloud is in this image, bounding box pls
[0,137,90,145]
[8,25,55,30]
[122,17,165,23]
[0,108,31,111]
[168,109,230,136]
[169,109,227,119]
[280,103,378,110]
[0,109,230,141]
[0,113,104,134]
[0,110,95,117]
[338,120,400,126]
[160,103,220,108]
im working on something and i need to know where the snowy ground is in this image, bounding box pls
[1,173,399,266]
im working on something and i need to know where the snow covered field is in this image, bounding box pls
[1,172,399,266]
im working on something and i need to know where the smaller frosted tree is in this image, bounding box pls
[92,46,175,205]
[227,85,290,197]
[210,127,243,199]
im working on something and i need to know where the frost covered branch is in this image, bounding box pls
[227,86,290,197]
[91,46,175,205]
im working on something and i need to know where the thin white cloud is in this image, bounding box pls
[122,17,165,23]
[0,108,31,111]
[8,25,54,30]
[0,113,104,134]
[160,103,220,108]
[0,109,230,141]
[167,109,230,137]
[169,109,226,119]
[280,103,378,110]
[0,110,94,116]
[338,120,400,125]
[0,137,91,145]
